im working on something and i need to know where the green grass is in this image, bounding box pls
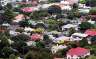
[86,55,96,59]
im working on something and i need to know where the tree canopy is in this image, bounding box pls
[79,22,94,31]
[85,0,96,7]
[48,5,61,15]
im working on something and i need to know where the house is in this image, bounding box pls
[21,7,33,12]
[62,24,78,31]
[13,14,30,23]
[87,19,95,24]
[85,29,96,37]
[64,0,79,5]
[62,24,78,36]
[70,33,88,41]
[0,0,11,6]
[24,27,35,32]
[78,8,90,14]
[9,30,20,36]
[53,36,70,44]
[59,0,71,10]
[30,33,43,41]
[67,47,90,59]
[51,44,67,54]
[39,0,48,3]
[2,23,10,27]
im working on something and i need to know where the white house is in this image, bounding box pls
[88,19,95,24]
[9,30,20,36]
[51,44,67,54]
[53,36,70,44]
[70,33,88,41]
[39,0,48,3]
[2,23,10,27]
[26,41,36,46]
[59,0,71,10]
[62,24,78,31]
[24,27,35,32]
[0,0,12,6]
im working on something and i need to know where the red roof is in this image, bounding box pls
[85,29,96,36]
[21,7,33,12]
[67,47,89,56]
[66,0,78,5]
[31,34,41,41]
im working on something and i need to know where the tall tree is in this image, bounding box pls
[48,0,60,3]
[48,5,61,15]
[79,22,94,31]
[89,7,96,15]
[24,48,53,59]
[86,0,96,7]
[3,8,15,23]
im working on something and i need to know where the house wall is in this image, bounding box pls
[66,51,90,59]
[0,0,12,6]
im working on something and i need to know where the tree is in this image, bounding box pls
[36,41,45,48]
[79,22,94,31]
[0,5,3,10]
[91,36,96,44]
[48,5,61,15]
[5,3,13,10]
[48,0,60,3]
[18,4,32,8]
[43,35,52,47]
[54,48,69,58]
[15,28,24,33]
[80,0,86,4]
[79,38,89,47]
[85,0,96,7]
[67,11,75,20]
[87,55,96,59]
[43,35,49,40]
[2,3,16,23]
[89,7,96,15]
[1,47,15,58]
[24,48,53,59]
[30,10,49,20]
[68,28,76,36]
[69,42,77,48]
[45,19,59,31]
[35,23,47,29]
[67,10,81,19]
[11,41,28,55]
[85,45,96,55]
[0,34,10,48]
[3,9,15,23]
[12,34,30,42]
[9,54,17,59]
[19,20,30,27]
[72,3,78,10]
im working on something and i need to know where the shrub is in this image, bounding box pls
[1,47,15,58]
[24,48,53,59]
[48,5,61,15]
[79,22,94,31]
[89,7,96,15]
[11,34,30,42]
